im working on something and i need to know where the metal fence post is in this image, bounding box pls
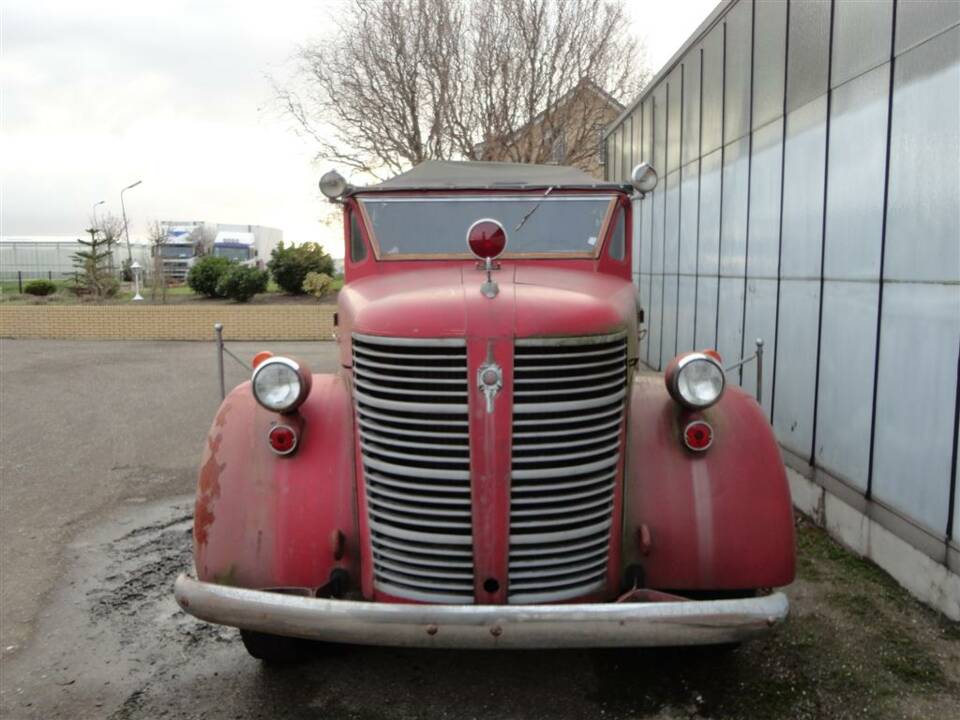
[18,271,22,294]
[755,338,764,406]
[214,323,225,400]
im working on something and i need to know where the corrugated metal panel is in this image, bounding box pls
[747,118,784,278]
[660,274,679,369]
[682,51,702,166]
[664,171,681,273]
[676,276,697,354]
[724,0,753,144]
[824,64,889,280]
[752,0,787,129]
[832,0,893,87]
[632,108,643,169]
[885,26,960,283]
[716,277,745,379]
[741,278,777,418]
[648,274,663,369]
[679,160,700,275]
[694,276,719,350]
[780,96,827,279]
[814,281,879,491]
[773,280,820,457]
[872,282,960,534]
[698,149,723,276]
[700,24,725,155]
[653,85,667,180]
[787,0,831,112]
[720,136,750,277]
[667,68,683,173]
[621,119,632,182]
[895,0,960,56]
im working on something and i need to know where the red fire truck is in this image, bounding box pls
[175,161,795,662]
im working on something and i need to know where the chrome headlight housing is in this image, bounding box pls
[665,352,725,410]
[251,356,311,413]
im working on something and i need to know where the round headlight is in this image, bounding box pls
[251,357,310,413]
[666,352,725,409]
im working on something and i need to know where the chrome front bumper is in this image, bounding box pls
[174,575,788,649]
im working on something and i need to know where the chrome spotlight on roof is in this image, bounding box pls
[630,162,658,195]
[319,169,350,200]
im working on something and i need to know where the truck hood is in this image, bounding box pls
[337,264,636,349]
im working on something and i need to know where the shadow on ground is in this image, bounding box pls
[1,498,957,720]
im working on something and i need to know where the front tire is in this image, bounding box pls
[240,629,306,664]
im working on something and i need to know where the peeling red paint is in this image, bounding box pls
[195,433,225,546]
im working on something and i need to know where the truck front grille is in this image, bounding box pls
[352,334,474,603]
[508,333,627,604]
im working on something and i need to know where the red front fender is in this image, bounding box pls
[194,373,359,592]
[623,374,796,590]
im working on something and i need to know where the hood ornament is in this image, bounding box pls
[466,218,507,299]
[477,344,503,414]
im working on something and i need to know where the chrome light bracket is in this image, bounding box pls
[480,256,499,299]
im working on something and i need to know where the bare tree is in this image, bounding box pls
[146,221,168,303]
[277,0,647,176]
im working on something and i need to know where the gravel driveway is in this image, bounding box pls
[1,339,957,719]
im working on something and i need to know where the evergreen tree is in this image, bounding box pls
[72,227,118,297]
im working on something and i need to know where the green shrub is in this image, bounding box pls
[187,256,233,298]
[302,271,334,299]
[216,265,269,303]
[268,242,335,295]
[23,279,57,296]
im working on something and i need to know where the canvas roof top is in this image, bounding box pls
[351,160,626,194]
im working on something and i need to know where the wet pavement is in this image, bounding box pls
[1,340,957,720]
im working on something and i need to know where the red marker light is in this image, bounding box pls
[683,420,713,452]
[268,425,298,455]
[466,219,507,260]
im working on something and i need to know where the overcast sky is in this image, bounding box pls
[1,0,717,257]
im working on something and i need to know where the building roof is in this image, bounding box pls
[352,160,627,194]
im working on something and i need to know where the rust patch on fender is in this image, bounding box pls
[195,433,225,546]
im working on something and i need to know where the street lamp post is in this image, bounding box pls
[120,180,142,266]
[91,200,105,228]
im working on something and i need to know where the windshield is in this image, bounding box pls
[358,194,616,257]
[158,244,193,258]
[213,246,252,262]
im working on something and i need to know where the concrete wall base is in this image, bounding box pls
[787,468,960,622]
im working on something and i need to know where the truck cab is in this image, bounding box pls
[175,161,795,661]
[212,231,259,267]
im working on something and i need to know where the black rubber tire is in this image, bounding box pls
[239,629,306,664]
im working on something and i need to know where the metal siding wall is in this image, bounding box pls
[695,148,722,350]
[872,22,960,534]
[605,0,960,561]
[723,0,753,144]
[753,0,787,129]
[832,0,893,87]
[661,170,681,369]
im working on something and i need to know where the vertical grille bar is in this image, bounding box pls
[352,334,475,603]
[509,333,627,604]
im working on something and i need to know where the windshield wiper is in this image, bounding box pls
[514,186,554,232]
